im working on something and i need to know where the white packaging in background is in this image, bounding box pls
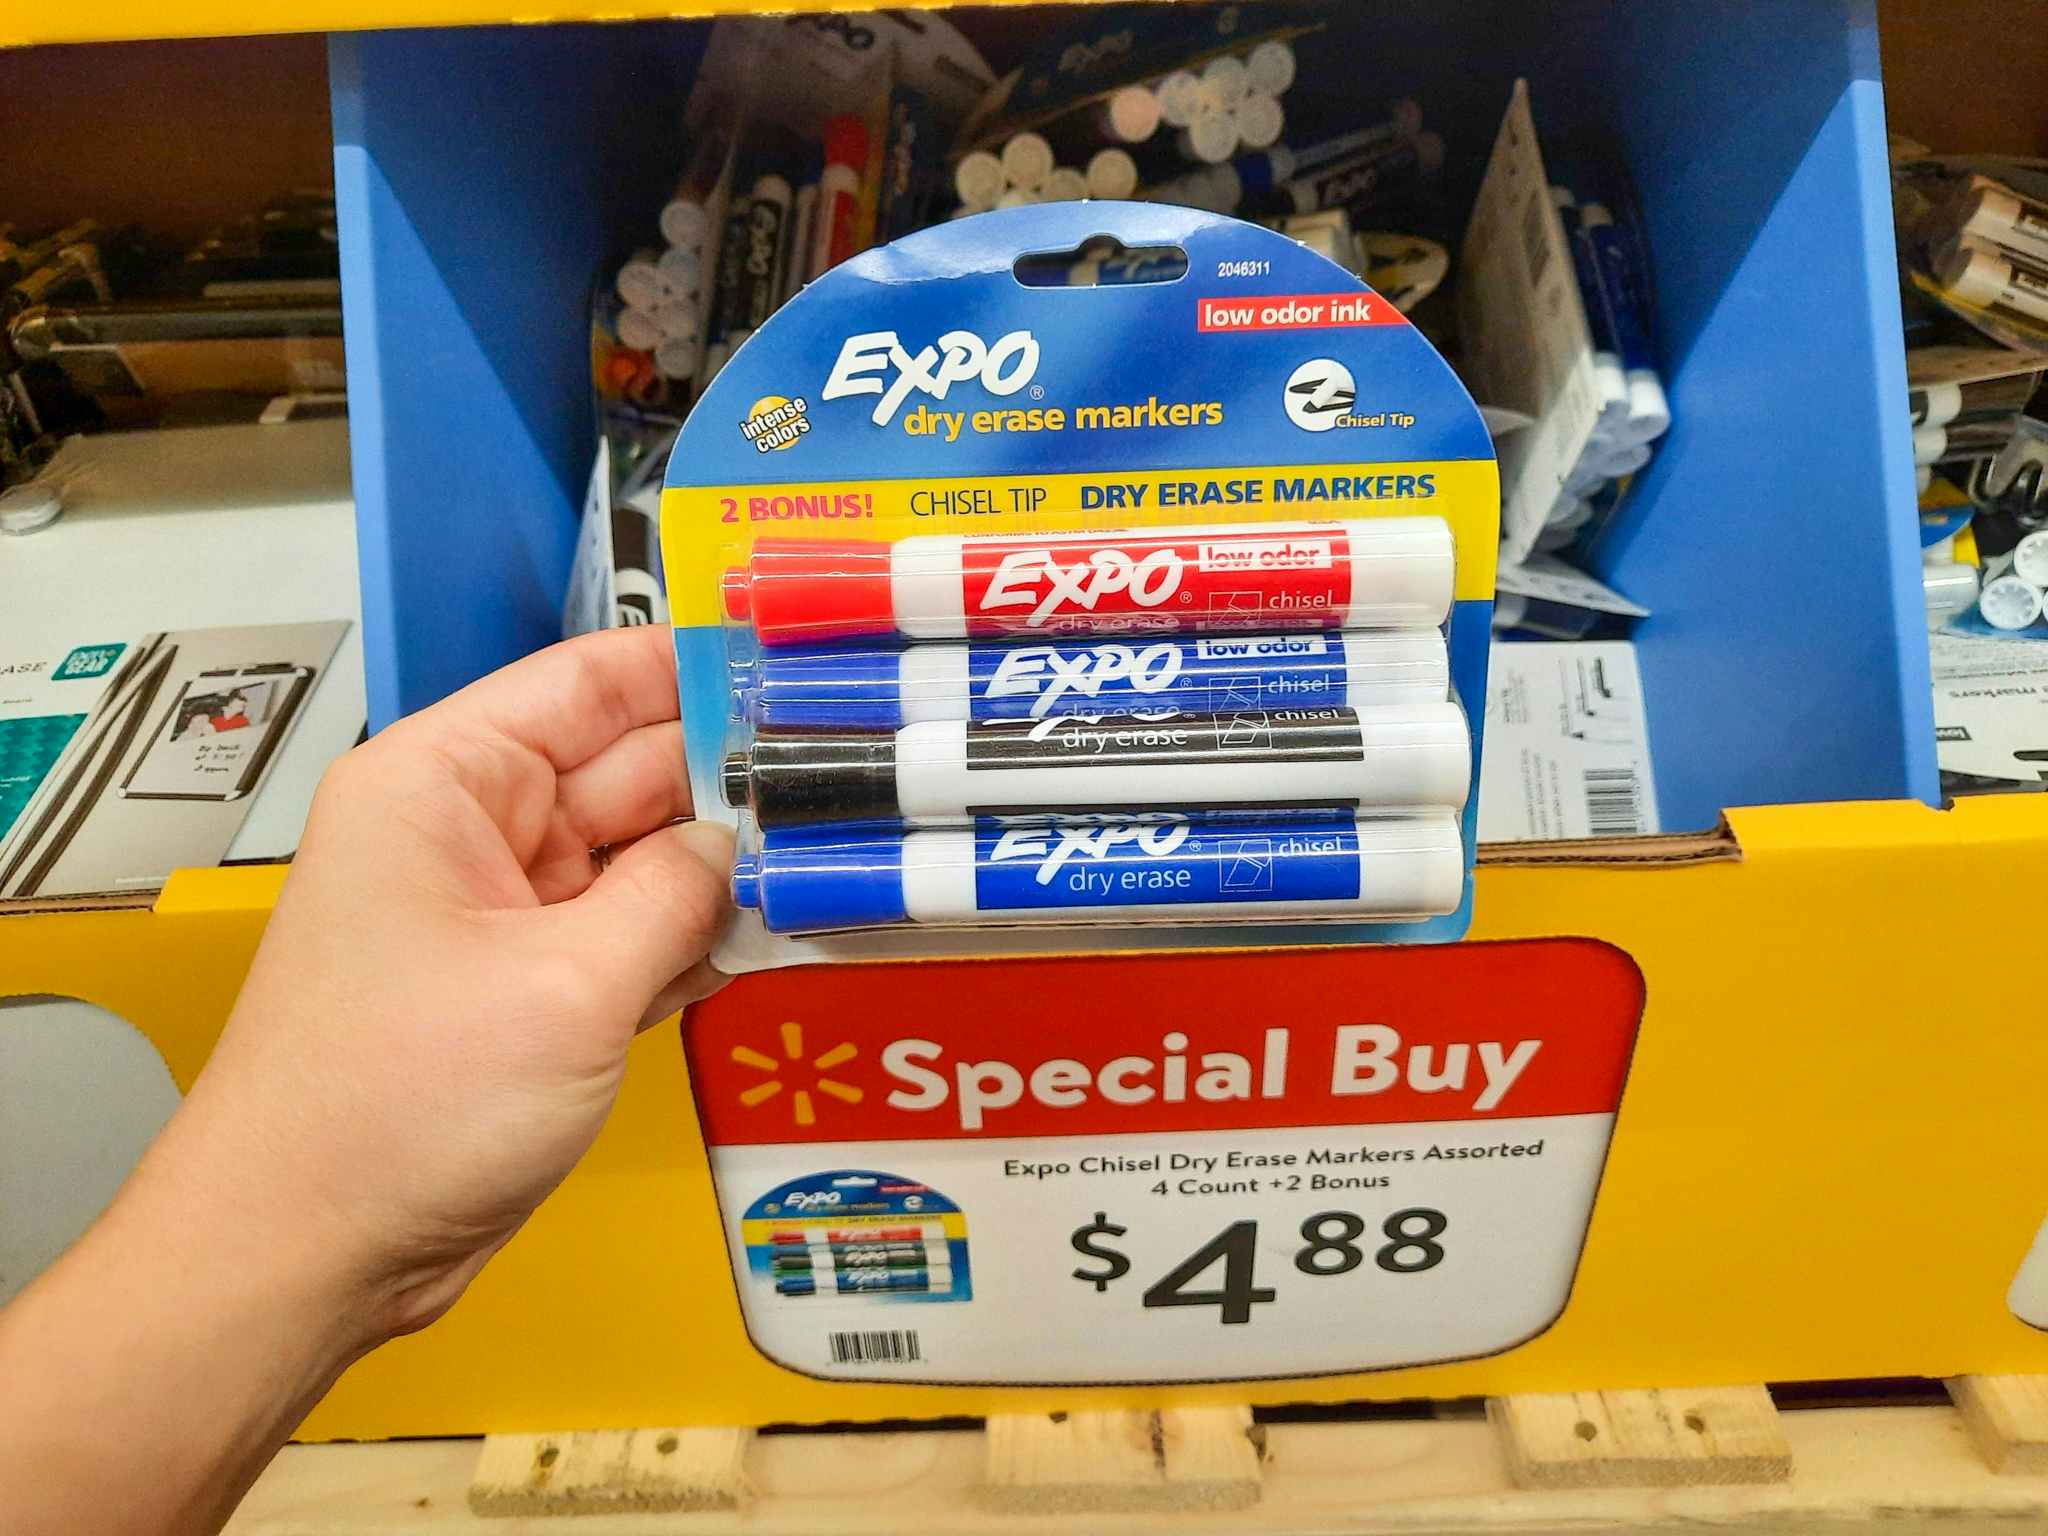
[564,438,670,639]
[1493,553,1650,619]
[1930,632,2048,791]
[1456,82,1606,566]
[1479,640,1660,842]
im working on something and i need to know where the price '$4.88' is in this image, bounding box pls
[1071,1207,1448,1325]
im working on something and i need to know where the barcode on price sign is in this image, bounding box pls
[1582,767,1644,836]
[827,1330,923,1366]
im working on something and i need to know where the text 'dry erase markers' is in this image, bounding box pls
[731,812,1465,934]
[720,519,1455,645]
[735,630,1450,727]
[721,704,1471,828]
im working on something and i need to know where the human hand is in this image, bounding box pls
[161,624,734,1347]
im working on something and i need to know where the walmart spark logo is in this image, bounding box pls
[731,1022,863,1128]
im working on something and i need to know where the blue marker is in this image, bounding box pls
[776,1264,950,1296]
[733,631,1449,728]
[730,812,1464,934]
[1578,202,1670,444]
[1553,188,1629,434]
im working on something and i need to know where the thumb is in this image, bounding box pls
[547,819,736,1017]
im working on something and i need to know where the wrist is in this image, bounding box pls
[126,1083,396,1370]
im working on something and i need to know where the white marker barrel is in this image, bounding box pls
[723,702,1471,829]
[721,518,1458,646]
[734,629,1452,727]
[732,811,1466,933]
[1940,241,2048,325]
[1952,179,2048,267]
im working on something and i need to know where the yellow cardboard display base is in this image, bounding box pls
[5,797,2046,1434]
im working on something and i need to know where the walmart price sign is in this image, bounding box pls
[685,941,1643,1383]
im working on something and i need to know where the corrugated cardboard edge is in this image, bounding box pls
[1478,821,1742,867]
[0,833,1740,920]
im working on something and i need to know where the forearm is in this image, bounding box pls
[0,1103,375,1536]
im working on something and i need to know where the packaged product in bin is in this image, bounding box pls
[660,201,1499,971]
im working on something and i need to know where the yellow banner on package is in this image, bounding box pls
[662,460,1499,627]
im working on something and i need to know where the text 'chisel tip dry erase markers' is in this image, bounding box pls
[660,201,1498,972]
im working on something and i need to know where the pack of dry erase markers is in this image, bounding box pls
[660,201,1498,971]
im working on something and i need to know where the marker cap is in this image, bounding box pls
[2013,530,2048,588]
[954,150,1006,211]
[1233,93,1285,152]
[724,730,902,827]
[1155,72,1204,128]
[722,540,897,644]
[1910,381,1963,427]
[1045,167,1090,203]
[1086,148,1141,201]
[1938,242,2008,308]
[1979,574,2044,631]
[1620,369,1671,444]
[659,199,710,252]
[733,835,909,933]
[615,306,663,353]
[1000,132,1055,191]
[651,299,700,341]
[653,336,702,380]
[1180,109,1239,166]
[1103,85,1162,144]
[1245,38,1297,97]
[615,249,666,310]
[1201,53,1249,108]
[656,244,702,297]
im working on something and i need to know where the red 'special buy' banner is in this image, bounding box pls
[686,940,1644,1148]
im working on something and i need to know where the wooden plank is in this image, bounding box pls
[229,1404,2048,1534]
[1488,1386,1791,1488]
[1157,1407,1264,1509]
[979,1407,1261,1513]
[466,1427,751,1517]
[1949,1376,2048,1474]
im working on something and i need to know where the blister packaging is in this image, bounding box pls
[660,202,1498,971]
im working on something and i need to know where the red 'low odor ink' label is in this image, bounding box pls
[959,528,1356,636]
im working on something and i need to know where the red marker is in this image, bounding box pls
[805,115,868,282]
[720,518,1455,646]
[768,1224,940,1246]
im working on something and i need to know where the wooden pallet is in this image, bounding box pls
[226,1377,2048,1533]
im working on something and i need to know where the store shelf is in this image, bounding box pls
[4,791,2043,1439]
[335,0,1929,832]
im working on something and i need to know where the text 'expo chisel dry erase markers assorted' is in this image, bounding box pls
[660,201,1498,972]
